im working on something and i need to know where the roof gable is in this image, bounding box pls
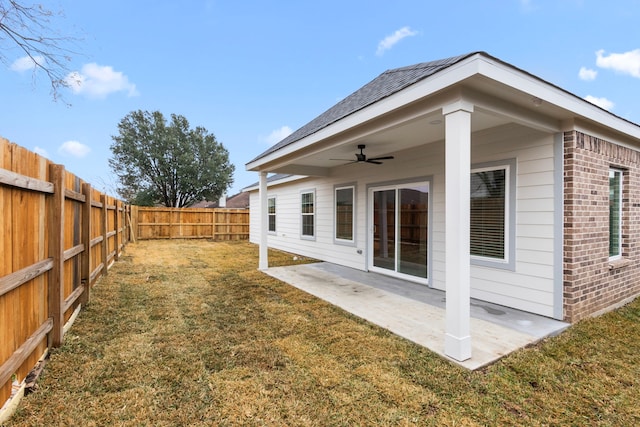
[249,52,481,164]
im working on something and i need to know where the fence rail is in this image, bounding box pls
[131,206,249,240]
[0,137,130,411]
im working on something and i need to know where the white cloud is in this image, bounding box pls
[578,66,597,81]
[33,146,49,158]
[584,95,614,111]
[519,0,535,12]
[376,26,418,56]
[65,63,139,98]
[595,49,640,78]
[264,126,293,145]
[58,140,91,158]
[10,55,45,72]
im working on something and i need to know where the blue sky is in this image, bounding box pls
[2,0,640,197]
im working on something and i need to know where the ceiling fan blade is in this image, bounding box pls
[329,146,392,166]
[330,159,359,165]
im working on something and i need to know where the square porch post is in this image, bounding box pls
[443,100,473,361]
[258,171,269,270]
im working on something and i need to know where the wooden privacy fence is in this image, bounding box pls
[0,138,130,410]
[131,206,249,240]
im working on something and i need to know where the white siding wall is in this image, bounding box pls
[249,124,558,316]
[468,125,557,316]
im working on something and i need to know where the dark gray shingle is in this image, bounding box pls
[248,52,481,164]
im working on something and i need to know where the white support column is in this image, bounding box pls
[443,100,473,362]
[258,171,269,270]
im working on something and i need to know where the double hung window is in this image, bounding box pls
[470,161,513,268]
[609,169,623,259]
[267,197,276,233]
[301,190,315,238]
[335,186,354,243]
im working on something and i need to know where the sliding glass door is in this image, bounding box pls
[370,182,429,283]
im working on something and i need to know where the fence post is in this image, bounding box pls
[169,208,174,239]
[128,205,134,243]
[100,194,108,277]
[121,204,127,244]
[48,164,65,347]
[211,209,216,240]
[114,200,120,261]
[213,209,218,241]
[123,204,129,245]
[129,205,137,243]
[80,183,92,305]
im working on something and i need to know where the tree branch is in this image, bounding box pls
[0,0,81,101]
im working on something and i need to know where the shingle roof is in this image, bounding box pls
[248,52,481,164]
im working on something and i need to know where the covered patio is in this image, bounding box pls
[265,262,569,370]
[246,53,581,363]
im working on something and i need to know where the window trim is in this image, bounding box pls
[470,159,516,271]
[267,196,276,234]
[300,189,316,240]
[334,184,356,246]
[609,168,623,260]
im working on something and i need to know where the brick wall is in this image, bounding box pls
[563,130,640,322]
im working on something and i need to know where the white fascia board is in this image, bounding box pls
[476,57,640,140]
[243,175,307,192]
[245,54,486,171]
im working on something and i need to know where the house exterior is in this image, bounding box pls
[190,192,250,209]
[244,52,640,361]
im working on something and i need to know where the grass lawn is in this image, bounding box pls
[6,240,640,426]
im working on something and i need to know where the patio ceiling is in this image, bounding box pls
[262,107,550,177]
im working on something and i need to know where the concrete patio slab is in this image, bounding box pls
[264,262,569,370]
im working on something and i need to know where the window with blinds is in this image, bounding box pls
[470,167,507,260]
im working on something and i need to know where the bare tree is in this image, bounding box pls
[0,0,80,101]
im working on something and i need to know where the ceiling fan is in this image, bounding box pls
[331,144,394,165]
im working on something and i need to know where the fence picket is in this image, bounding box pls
[47,164,65,348]
[0,138,251,416]
[133,207,249,240]
[0,138,128,411]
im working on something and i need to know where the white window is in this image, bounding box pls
[609,168,623,259]
[301,190,315,238]
[268,196,276,233]
[470,162,513,267]
[335,185,354,243]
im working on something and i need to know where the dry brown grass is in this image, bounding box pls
[6,240,640,426]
